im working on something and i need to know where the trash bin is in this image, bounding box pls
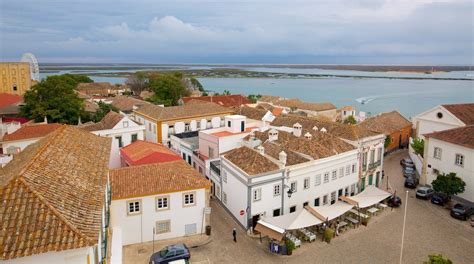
[205,225,211,236]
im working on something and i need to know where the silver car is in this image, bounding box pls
[416,186,434,199]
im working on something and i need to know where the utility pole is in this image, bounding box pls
[399,190,409,264]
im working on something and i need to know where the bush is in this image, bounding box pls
[343,115,357,124]
[423,254,453,264]
[285,238,295,255]
[411,137,425,157]
[324,228,334,243]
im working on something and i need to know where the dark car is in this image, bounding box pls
[400,158,415,168]
[150,244,190,264]
[388,195,402,207]
[416,187,434,199]
[431,192,449,206]
[402,167,416,178]
[404,176,419,189]
[450,203,474,221]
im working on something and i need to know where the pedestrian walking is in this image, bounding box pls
[232,228,237,243]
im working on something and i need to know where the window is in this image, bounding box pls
[290,181,297,193]
[208,147,215,159]
[330,192,336,204]
[323,195,328,205]
[127,200,141,215]
[352,164,357,173]
[13,84,17,91]
[182,153,186,160]
[345,187,349,196]
[314,198,320,206]
[216,185,221,198]
[273,208,281,217]
[148,123,152,131]
[253,188,262,202]
[185,123,190,132]
[187,155,191,165]
[350,184,356,196]
[155,220,171,234]
[222,171,227,183]
[377,147,382,162]
[323,172,329,183]
[434,147,442,160]
[153,124,156,134]
[339,167,344,178]
[304,178,310,189]
[273,184,281,196]
[370,149,375,164]
[455,154,464,167]
[131,133,138,142]
[331,170,337,180]
[227,121,231,127]
[183,192,195,206]
[303,201,309,207]
[362,152,368,170]
[156,196,169,210]
[116,136,123,148]
[222,191,227,204]
[345,165,351,176]
[314,174,321,186]
[290,206,296,213]
[123,121,129,128]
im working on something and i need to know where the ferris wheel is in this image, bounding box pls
[20,53,40,81]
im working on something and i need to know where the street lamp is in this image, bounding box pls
[284,185,294,198]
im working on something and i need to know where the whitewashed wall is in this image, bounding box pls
[4,247,95,264]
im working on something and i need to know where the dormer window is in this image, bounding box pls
[123,121,129,128]
[304,132,312,140]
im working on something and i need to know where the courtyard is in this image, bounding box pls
[124,150,474,264]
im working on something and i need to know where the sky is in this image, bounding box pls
[0,0,473,64]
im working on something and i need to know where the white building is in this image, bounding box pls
[80,111,145,168]
[340,106,356,122]
[110,160,211,246]
[1,123,62,154]
[216,127,360,230]
[0,126,112,264]
[423,126,474,202]
[412,103,474,139]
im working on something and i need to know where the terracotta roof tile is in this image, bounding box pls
[0,93,23,109]
[135,100,234,121]
[110,160,211,200]
[0,126,111,260]
[442,103,474,125]
[75,82,114,96]
[359,111,412,135]
[110,96,150,112]
[79,111,123,131]
[182,95,251,108]
[424,125,474,149]
[120,140,181,165]
[259,95,336,112]
[223,146,280,176]
[238,106,269,120]
[2,123,62,142]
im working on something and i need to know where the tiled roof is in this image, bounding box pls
[341,106,355,111]
[79,111,123,131]
[75,82,114,96]
[223,146,281,176]
[110,160,211,200]
[182,95,251,108]
[0,93,23,109]
[259,95,336,112]
[2,123,62,142]
[259,95,282,104]
[271,115,379,141]
[84,100,99,113]
[238,106,269,120]
[135,100,234,121]
[424,125,474,149]
[120,140,181,166]
[359,111,412,135]
[272,107,284,116]
[0,126,111,260]
[442,103,474,125]
[110,96,150,112]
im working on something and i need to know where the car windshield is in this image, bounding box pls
[160,248,169,257]
[454,204,464,209]
[405,167,414,171]
[418,190,426,194]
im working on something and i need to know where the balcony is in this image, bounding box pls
[368,161,382,169]
[210,160,221,177]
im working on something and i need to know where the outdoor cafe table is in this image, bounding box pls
[345,216,359,227]
[378,203,388,209]
[349,209,369,218]
[367,207,379,216]
[337,221,348,229]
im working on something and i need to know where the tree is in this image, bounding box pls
[20,74,90,124]
[384,135,392,149]
[93,101,119,122]
[223,90,231,95]
[147,73,190,106]
[247,94,262,103]
[343,115,357,125]
[423,254,453,264]
[431,172,466,200]
[411,137,424,157]
[126,72,149,95]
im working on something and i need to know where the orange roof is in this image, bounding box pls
[182,95,251,108]
[120,140,181,165]
[341,106,355,111]
[210,127,257,137]
[272,107,284,116]
[0,93,23,109]
[2,123,62,142]
[110,160,211,199]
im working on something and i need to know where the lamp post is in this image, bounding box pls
[399,190,409,264]
[283,184,294,198]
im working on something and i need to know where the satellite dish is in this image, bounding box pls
[20,53,40,81]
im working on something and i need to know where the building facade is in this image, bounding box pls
[0,62,32,95]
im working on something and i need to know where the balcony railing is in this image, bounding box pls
[210,161,221,176]
[368,161,382,169]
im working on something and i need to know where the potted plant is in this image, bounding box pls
[361,216,371,226]
[324,228,334,243]
[285,239,295,255]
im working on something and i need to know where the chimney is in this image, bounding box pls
[43,116,48,124]
[279,151,287,165]
[292,123,302,137]
[312,126,318,131]
[257,145,265,155]
[268,129,279,142]
[304,132,313,140]
[320,127,327,133]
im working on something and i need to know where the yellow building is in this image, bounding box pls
[0,62,32,95]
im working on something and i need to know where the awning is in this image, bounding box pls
[307,201,354,221]
[346,186,392,208]
[261,209,322,230]
[255,221,285,241]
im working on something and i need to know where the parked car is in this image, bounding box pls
[150,244,190,264]
[450,203,474,221]
[430,192,449,206]
[470,215,474,227]
[388,195,402,207]
[400,158,415,168]
[402,167,416,178]
[416,187,434,199]
[404,176,419,189]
